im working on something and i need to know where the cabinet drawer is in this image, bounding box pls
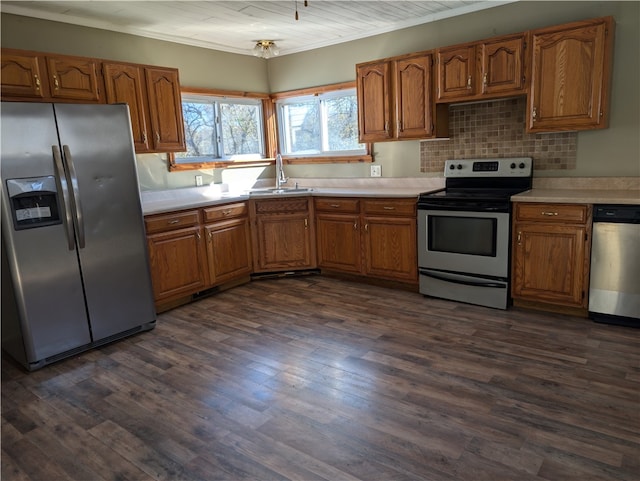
[145,210,200,234]
[515,203,589,224]
[315,198,360,213]
[254,198,310,214]
[203,202,247,222]
[362,198,416,216]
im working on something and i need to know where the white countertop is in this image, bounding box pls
[141,185,433,215]
[511,188,640,205]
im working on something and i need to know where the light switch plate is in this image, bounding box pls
[195,175,203,186]
[370,165,381,177]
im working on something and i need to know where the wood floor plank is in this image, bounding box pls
[2,275,638,481]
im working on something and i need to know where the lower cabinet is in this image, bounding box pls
[250,197,316,272]
[511,202,592,311]
[145,202,252,310]
[145,210,208,302]
[315,197,418,284]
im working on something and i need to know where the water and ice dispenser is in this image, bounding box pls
[6,176,62,230]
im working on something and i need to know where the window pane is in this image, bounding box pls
[220,103,262,156]
[181,100,216,157]
[282,100,321,154]
[325,95,360,151]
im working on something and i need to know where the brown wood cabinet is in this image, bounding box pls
[145,210,208,302]
[102,63,150,151]
[250,197,316,273]
[1,49,102,102]
[356,52,447,142]
[1,51,48,99]
[528,17,614,132]
[203,202,253,285]
[511,203,592,312]
[315,197,417,284]
[145,67,186,152]
[436,34,527,102]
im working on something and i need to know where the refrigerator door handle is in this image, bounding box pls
[62,145,86,249]
[52,145,76,251]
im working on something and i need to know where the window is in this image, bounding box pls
[174,93,266,165]
[274,83,371,163]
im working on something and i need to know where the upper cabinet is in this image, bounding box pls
[1,52,48,99]
[2,48,186,153]
[356,51,448,143]
[145,68,186,152]
[527,16,614,132]
[1,50,102,102]
[436,33,527,102]
[102,63,150,151]
[45,56,101,102]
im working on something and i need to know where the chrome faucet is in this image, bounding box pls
[275,153,288,190]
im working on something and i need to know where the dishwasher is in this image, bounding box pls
[588,204,640,327]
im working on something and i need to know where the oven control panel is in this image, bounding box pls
[444,158,532,178]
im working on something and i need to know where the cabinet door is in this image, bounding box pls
[356,61,393,142]
[103,63,150,152]
[512,223,588,307]
[146,226,208,300]
[394,54,433,139]
[46,56,101,102]
[205,218,252,286]
[363,216,417,282]
[145,67,186,152]
[316,213,362,273]
[1,53,48,99]
[528,17,613,132]
[254,212,314,272]
[480,35,526,96]
[436,45,476,101]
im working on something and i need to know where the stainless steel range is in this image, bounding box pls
[417,158,533,309]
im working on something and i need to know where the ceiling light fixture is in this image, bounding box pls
[252,40,280,59]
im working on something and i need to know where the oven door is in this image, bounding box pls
[417,209,510,278]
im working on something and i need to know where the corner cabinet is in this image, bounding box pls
[356,52,447,142]
[315,197,417,284]
[436,33,527,102]
[250,197,317,273]
[511,203,592,313]
[528,17,614,132]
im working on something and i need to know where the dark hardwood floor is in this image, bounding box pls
[2,275,639,481]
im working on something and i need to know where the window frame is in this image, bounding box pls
[271,81,372,164]
[168,87,276,172]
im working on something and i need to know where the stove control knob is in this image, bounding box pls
[519,162,526,169]
[449,164,456,170]
[456,164,463,170]
[510,162,516,169]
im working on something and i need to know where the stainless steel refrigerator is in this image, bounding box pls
[1,102,156,371]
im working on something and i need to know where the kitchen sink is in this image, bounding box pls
[249,187,314,196]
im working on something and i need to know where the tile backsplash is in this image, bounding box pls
[420,97,577,173]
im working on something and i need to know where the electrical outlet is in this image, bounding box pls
[370,165,381,177]
[195,175,203,186]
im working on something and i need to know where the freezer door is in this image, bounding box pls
[53,104,156,340]
[1,102,91,364]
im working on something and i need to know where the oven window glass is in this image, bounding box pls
[428,215,497,257]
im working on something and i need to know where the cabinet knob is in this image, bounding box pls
[53,75,60,90]
[34,74,41,90]
[155,131,160,143]
[353,221,358,230]
[532,107,538,121]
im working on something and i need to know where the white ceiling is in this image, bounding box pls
[1,1,516,57]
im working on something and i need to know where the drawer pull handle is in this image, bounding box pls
[383,206,395,210]
[330,204,341,208]
[34,74,41,89]
[168,219,180,224]
[53,75,60,90]
[467,75,472,89]
[541,211,558,216]
[222,210,232,216]
[353,221,358,230]
[196,231,201,240]
[517,231,522,245]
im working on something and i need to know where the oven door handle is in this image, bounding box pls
[419,269,507,289]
